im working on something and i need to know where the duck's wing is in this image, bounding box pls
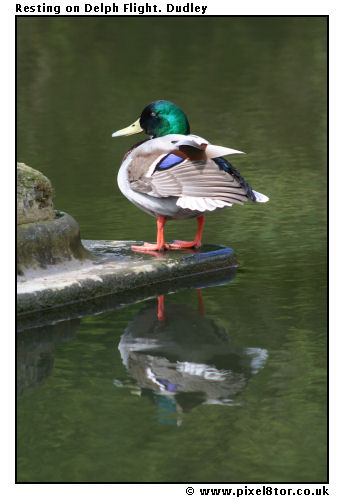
[127,135,251,210]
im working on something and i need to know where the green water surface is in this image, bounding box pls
[17,16,327,483]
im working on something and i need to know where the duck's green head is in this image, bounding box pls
[112,100,190,138]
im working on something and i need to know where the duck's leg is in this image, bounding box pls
[157,295,165,322]
[196,289,205,316]
[131,216,169,252]
[170,215,205,249]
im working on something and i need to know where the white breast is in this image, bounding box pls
[117,156,180,218]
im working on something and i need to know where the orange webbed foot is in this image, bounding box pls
[131,242,169,252]
[169,215,205,250]
[169,240,201,250]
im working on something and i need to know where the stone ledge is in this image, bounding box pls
[17,241,237,328]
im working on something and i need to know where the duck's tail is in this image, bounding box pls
[252,190,269,203]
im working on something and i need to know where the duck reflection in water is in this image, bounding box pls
[115,290,268,424]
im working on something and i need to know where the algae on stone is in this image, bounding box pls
[17,212,92,274]
[17,162,55,225]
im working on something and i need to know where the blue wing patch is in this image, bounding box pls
[155,153,184,171]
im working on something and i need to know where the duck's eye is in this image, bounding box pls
[150,111,157,117]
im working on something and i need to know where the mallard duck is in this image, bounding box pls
[112,100,269,252]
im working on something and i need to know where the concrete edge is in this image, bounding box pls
[17,244,237,330]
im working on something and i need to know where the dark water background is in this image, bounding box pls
[17,17,327,482]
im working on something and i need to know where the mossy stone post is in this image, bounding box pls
[17,163,90,274]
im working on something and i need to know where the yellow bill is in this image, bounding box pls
[112,118,144,137]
